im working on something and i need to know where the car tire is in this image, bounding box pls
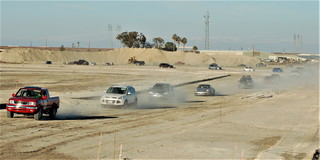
[49,106,57,119]
[133,98,138,106]
[7,111,14,118]
[123,100,128,107]
[34,108,43,120]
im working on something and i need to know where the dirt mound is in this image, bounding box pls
[0,48,259,66]
[210,54,260,67]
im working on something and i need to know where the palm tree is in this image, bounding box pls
[181,37,187,50]
[139,33,146,48]
[172,34,178,46]
[176,36,181,50]
[192,46,198,52]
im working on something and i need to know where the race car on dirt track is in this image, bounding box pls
[6,86,60,120]
[100,85,138,107]
[149,83,174,99]
[272,68,284,72]
[238,75,254,89]
[243,67,255,71]
[159,63,174,68]
[208,63,222,70]
[194,84,215,96]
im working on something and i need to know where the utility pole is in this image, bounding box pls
[108,24,113,48]
[88,40,91,50]
[299,35,302,53]
[116,24,121,48]
[204,11,210,50]
[293,33,302,53]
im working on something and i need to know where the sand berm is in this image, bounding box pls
[0,48,259,66]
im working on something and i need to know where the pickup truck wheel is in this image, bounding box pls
[49,107,57,119]
[34,108,43,120]
[7,111,14,118]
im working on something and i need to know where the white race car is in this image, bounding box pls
[100,85,138,106]
[243,67,255,71]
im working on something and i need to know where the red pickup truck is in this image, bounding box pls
[6,86,60,120]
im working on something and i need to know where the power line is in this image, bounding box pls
[293,33,302,53]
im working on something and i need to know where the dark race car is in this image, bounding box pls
[134,61,145,66]
[149,83,174,99]
[208,63,222,70]
[194,84,215,96]
[159,63,174,68]
[238,75,254,89]
[68,60,89,65]
[272,68,284,72]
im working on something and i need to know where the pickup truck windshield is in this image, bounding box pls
[106,87,127,94]
[16,89,42,98]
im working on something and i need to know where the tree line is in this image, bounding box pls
[116,31,198,52]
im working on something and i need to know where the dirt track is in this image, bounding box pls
[0,63,319,159]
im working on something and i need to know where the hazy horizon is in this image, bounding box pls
[1,0,319,54]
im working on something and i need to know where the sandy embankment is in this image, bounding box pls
[0,48,259,66]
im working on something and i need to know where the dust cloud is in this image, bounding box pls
[135,88,189,109]
[254,63,319,91]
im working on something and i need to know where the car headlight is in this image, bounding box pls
[149,91,154,94]
[117,97,124,99]
[9,100,14,104]
[29,102,36,106]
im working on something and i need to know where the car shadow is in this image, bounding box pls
[134,105,177,109]
[71,96,100,100]
[55,115,118,120]
[214,94,229,96]
[7,115,118,121]
[183,100,206,103]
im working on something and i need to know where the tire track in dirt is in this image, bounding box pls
[3,63,316,159]
[251,136,283,159]
[1,90,271,159]
[1,95,237,159]
[0,105,187,159]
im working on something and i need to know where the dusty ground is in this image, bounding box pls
[0,63,319,159]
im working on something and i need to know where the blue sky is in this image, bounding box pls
[1,0,319,53]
